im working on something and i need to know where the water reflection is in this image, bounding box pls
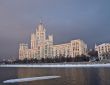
[17,68,61,85]
[0,67,110,85]
[98,68,110,85]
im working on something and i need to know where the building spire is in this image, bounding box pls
[36,19,46,34]
[95,43,97,50]
[39,18,43,25]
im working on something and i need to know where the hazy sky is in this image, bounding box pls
[0,0,110,60]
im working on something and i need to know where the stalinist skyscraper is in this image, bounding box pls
[19,22,53,60]
[19,21,87,60]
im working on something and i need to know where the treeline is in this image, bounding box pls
[13,56,89,64]
[0,49,100,64]
[1,50,100,64]
[3,55,97,64]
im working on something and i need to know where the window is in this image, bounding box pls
[45,45,48,49]
[45,50,47,54]
[38,47,40,50]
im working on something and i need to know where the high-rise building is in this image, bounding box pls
[19,22,87,60]
[19,23,53,60]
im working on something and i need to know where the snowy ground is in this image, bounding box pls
[0,63,110,68]
[3,76,60,83]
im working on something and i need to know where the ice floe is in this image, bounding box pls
[3,76,60,83]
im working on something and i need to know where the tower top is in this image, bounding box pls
[39,19,43,25]
[36,20,46,33]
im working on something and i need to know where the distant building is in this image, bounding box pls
[19,22,87,60]
[95,43,110,60]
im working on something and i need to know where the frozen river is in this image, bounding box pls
[0,65,110,85]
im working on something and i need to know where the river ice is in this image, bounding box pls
[3,76,60,83]
[1,63,110,68]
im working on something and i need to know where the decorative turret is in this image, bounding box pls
[19,43,28,60]
[31,33,37,49]
[48,35,53,43]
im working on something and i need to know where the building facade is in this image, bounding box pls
[53,39,87,58]
[70,40,87,57]
[19,23,87,60]
[95,43,110,60]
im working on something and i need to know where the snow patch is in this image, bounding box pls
[3,76,60,83]
[0,64,110,68]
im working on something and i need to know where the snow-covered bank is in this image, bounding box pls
[0,63,110,68]
[3,76,60,83]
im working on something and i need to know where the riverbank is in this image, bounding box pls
[0,63,110,68]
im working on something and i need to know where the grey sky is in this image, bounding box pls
[0,0,110,60]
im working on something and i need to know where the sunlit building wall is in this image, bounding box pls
[70,39,87,57]
[53,43,71,57]
[19,44,28,60]
[53,39,87,58]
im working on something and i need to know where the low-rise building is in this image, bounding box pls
[95,43,110,60]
